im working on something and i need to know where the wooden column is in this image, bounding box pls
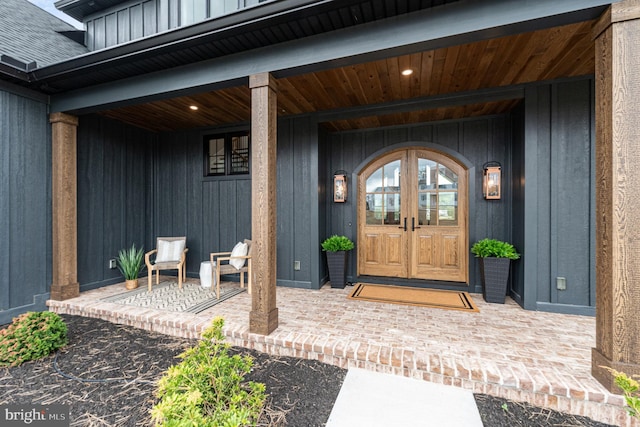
[592,0,640,391]
[49,112,80,301]
[249,73,279,335]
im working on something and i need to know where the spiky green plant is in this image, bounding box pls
[117,243,145,280]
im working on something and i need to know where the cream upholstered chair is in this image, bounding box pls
[210,239,252,299]
[145,237,189,291]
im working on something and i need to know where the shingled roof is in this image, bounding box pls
[0,0,88,69]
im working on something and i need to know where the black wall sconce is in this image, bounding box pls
[333,171,347,203]
[483,161,501,200]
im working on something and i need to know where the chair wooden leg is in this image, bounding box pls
[216,267,221,299]
[240,272,245,289]
[178,266,183,289]
[156,270,159,285]
[148,271,152,292]
[248,262,252,295]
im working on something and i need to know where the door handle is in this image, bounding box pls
[398,217,407,231]
[412,217,421,231]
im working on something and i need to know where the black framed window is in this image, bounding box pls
[204,132,250,176]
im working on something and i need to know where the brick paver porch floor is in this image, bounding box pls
[48,278,637,427]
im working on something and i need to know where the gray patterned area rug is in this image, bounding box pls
[101,281,245,314]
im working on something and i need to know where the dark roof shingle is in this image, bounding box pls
[0,0,88,68]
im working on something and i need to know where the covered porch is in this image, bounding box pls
[41,0,640,409]
[47,278,632,426]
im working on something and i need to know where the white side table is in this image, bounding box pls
[199,261,212,288]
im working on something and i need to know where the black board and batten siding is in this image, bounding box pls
[76,115,156,291]
[515,79,595,315]
[155,127,252,275]
[510,102,526,305]
[75,115,324,292]
[153,116,322,288]
[277,116,324,289]
[0,88,51,324]
[77,119,254,287]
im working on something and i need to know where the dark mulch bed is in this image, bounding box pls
[0,315,617,426]
[474,394,616,427]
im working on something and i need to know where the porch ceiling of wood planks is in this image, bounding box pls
[98,20,595,133]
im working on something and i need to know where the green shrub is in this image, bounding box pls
[321,235,355,252]
[604,367,640,419]
[0,311,68,367]
[116,243,145,280]
[471,238,520,260]
[151,317,266,427]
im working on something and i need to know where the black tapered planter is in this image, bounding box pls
[479,257,511,304]
[326,251,348,289]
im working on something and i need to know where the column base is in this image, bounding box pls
[49,282,80,301]
[592,347,640,393]
[249,307,279,335]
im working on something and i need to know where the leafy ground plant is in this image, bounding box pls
[321,235,355,252]
[603,367,640,419]
[0,311,67,367]
[151,317,266,427]
[471,238,520,259]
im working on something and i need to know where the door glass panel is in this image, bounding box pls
[418,191,436,226]
[383,160,401,192]
[417,158,459,226]
[418,159,437,190]
[418,193,427,225]
[384,193,401,225]
[366,194,383,225]
[438,164,458,189]
[438,192,458,225]
[429,193,438,224]
[366,168,383,193]
[365,160,401,225]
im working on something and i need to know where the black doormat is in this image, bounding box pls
[348,283,478,312]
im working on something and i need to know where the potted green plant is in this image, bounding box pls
[117,244,145,290]
[321,235,355,289]
[471,238,520,303]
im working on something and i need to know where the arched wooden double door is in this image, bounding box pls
[358,149,468,283]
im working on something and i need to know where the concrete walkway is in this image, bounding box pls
[327,368,483,427]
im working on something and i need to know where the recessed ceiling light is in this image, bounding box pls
[401,69,413,76]
[189,105,199,111]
